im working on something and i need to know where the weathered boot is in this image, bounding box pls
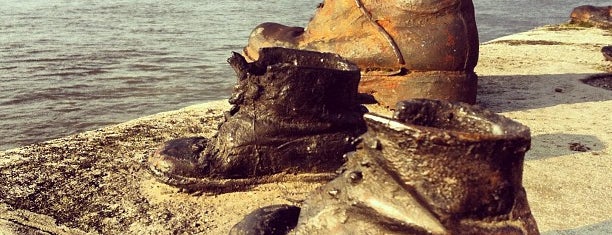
[148,47,367,193]
[244,0,479,106]
[231,99,539,234]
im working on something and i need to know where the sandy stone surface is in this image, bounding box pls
[1,24,611,234]
[474,25,612,235]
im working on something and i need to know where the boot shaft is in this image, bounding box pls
[363,99,530,218]
[228,47,363,123]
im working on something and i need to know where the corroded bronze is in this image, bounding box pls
[243,0,480,106]
[232,99,539,234]
[148,47,367,193]
[569,5,612,29]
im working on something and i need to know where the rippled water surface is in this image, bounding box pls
[1,0,610,150]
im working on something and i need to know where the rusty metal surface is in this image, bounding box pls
[569,5,612,29]
[243,0,479,105]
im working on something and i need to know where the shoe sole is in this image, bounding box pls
[148,164,336,194]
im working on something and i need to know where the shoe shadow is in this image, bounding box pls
[527,133,606,160]
[541,219,612,235]
[476,73,612,113]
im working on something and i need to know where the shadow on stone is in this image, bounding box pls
[478,73,612,113]
[581,73,612,91]
[527,133,606,160]
[542,219,612,235]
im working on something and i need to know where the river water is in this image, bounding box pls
[1,0,610,150]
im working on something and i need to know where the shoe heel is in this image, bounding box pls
[359,71,478,107]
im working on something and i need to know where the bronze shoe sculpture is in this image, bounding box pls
[148,48,367,193]
[569,5,612,29]
[231,99,539,234]
[244,0,480,107]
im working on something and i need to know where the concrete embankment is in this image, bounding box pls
[1,24,611,234]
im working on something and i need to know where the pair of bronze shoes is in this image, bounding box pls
[229,99,539,234]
